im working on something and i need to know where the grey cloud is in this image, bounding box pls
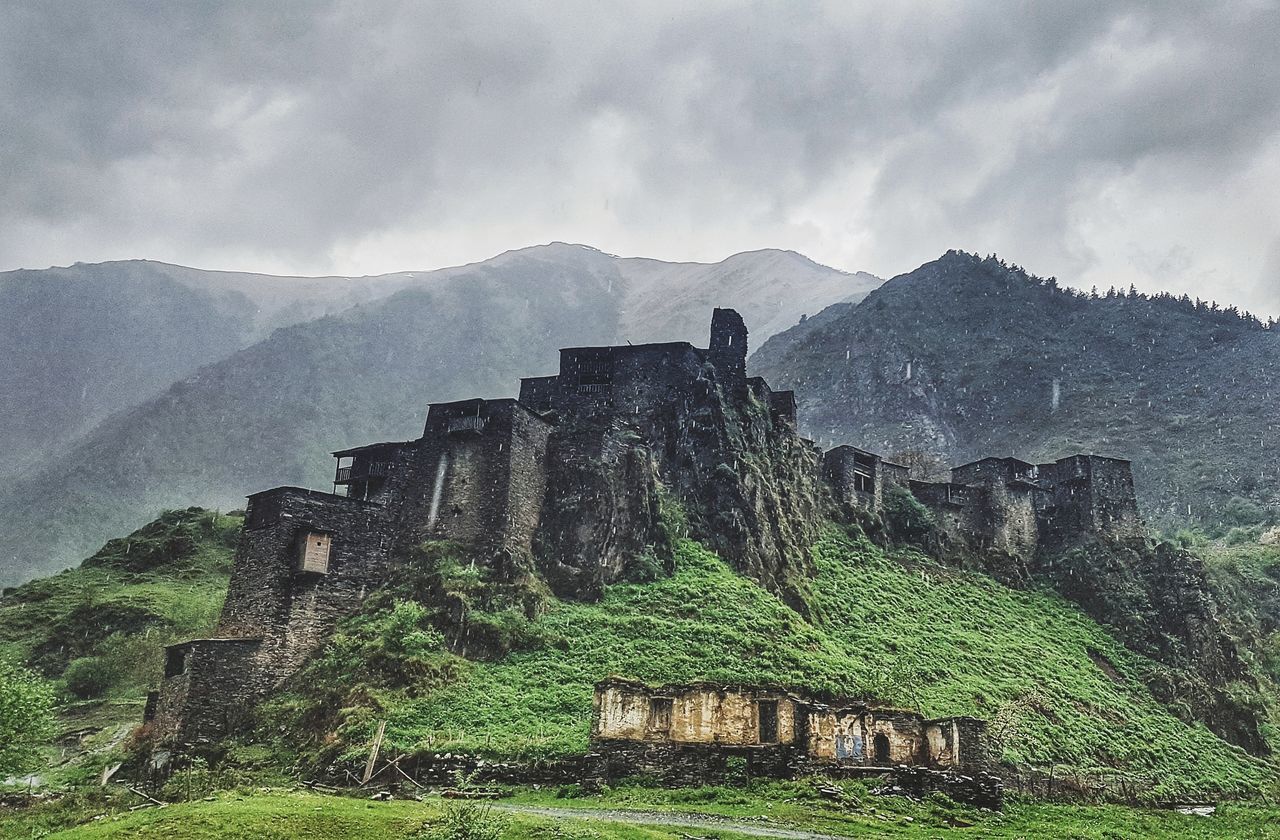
[0,1,1277,315]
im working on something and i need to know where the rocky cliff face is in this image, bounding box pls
[1039,536,1266,754]
[533,360,824,610]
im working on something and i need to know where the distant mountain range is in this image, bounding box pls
[753,250,1280,527]
[0,244,875,586]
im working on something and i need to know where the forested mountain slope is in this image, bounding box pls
[0,260,422,481]
[753,250,1280,527]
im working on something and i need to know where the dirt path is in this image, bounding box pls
[493,803,856,840]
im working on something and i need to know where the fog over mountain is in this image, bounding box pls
[0,243,874,586]
[0,260,426,479]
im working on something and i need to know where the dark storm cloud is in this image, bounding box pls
[1,1,1277,314]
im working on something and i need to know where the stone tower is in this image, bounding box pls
[709,307,748,382]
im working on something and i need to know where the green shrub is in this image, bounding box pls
[883,485,935,546]
[1226,526,1263,546]
[1223,497,1269,528]
[63,655,114,699]
[417,774,509,840]
[0,658,56,774]
[1173,528,1209,549]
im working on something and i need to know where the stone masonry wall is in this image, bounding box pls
[594,681,799,746]
[219,488,390,651]
[149,639,264,756]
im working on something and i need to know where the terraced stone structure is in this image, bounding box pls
[146,310,821,757]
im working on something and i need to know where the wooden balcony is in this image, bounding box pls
[447,416,486,435]
[333,461,390,485]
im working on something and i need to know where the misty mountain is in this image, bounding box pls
[752,250,1280,526]
[0,244,873,586]
[0,260,423,480]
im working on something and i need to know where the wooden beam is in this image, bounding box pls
[362,720,387,784]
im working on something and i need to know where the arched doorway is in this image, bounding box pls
[873,732,891,764]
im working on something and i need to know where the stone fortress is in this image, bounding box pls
[146,309,1140,773]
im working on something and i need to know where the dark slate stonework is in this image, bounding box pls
[591,739,804,788]
[876,766,1005,810]
[902,455,1143,584]
[220,487,393,674]
[149,638,264,761]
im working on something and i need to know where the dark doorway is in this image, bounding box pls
[648,697,673,734]
[758,700,778,743]
[164,647,187,678]
[873,732,891,764]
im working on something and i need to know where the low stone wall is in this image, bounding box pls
[348,745,1002,810]
[593,739,804,787]
[872,766,1004,810]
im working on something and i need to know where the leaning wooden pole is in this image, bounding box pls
[362,720,387,784]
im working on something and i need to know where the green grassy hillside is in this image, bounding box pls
[4,510,1275,804]
[6,786,1280,840]
[0,508,238,783]
[0,508,237,683]
[275,530,1274,801]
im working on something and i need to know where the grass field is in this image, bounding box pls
[4,785,1280,839]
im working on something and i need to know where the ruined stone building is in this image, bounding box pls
[825,447,1140,575]
[146,308,1139,767]
[592,678,987,782]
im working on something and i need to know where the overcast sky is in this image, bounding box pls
[2,1,1278,315]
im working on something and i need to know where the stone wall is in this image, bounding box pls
[1041,455,1141,544]
[823,446,882,516]
[805,707,934,766]
[397,399,553,571]
[594,680,800,746]
[219,487,391,664]
[908,454,1142,583]
[591,739,802,787]
[517,374,558,413]
[149,487,394,753]
[594,680,989,775]
[709,307,748,384]
[148,639,264,758]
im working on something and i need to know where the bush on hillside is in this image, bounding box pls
[1223,497,1270,528]
[64,655,114,699]
[0,658,56,773]
[883,485,935,546]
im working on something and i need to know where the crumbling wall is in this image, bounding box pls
[807,709,870,762]
[593,680,798,746]
[148,639,264,756]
